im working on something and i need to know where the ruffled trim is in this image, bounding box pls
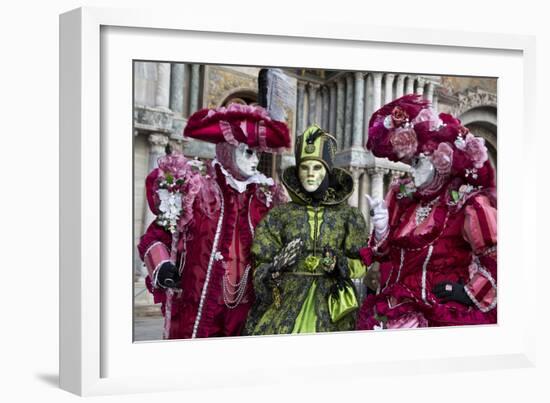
[212,159,274,194]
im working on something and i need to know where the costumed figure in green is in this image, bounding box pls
[243,125,368,336]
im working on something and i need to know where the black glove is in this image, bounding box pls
[432,281,473,306]
[156,261,181,289]
[322,246,352,297]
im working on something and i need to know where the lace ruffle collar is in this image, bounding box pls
[212,159,274,193]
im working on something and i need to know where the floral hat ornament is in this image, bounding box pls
[367,94,493,189]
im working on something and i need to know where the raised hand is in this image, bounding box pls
[365,194,389,240]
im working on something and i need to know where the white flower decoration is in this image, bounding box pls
[156,189,183,233]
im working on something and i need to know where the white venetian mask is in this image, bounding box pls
[298,160,327,193]
[234,143,260,178]
[410,153,435,188]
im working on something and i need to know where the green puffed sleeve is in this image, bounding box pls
[250,206,285,304]
[344,206,369,278]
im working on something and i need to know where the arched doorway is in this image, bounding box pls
[459,106,497,170]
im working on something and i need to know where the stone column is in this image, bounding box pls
[405,75,415,95]
[372,72,383,113]
[336,77,346,150]
[432,93,439,114]
[155,63,171,110]
[144,134,170,230]
[321,85,330,130]
[189,64,201,114]
[308,83,320,126]
[349,167,362,208]
[368,167,389,202]
[147,134,169,178]
[137,133,169,280]
[426,82,435,103]
[384,73,395,104]
[415,78,425,96]
[359,171,370,221]
[329,82,337,134]
[352,72,365,148]
[169,63,185,115]
[344,74,354,149]
[296,81,306,136]
[364,74,372,144]
[395,74,406,99]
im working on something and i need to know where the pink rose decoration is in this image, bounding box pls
[391,106,409,127]
[412,108,442,131]
[431,142,453,175]
[464,133,488,168]
[389,127,418,160]
[158,153,188,179]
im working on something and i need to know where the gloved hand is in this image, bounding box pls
[321,246,351,298]
[365,195,389,241]
[156,261,181,289]
[320,245,338,274]
[432,281,474,306]
[270,238,303,279]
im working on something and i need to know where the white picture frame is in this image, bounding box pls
[60,6,537,396]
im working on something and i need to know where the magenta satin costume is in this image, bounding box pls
[357,95,497,330]
[137,104,290,339]
[357,181,497,329]
[138,163,286,338]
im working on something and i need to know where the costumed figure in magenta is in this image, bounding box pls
[138,104,291,339]
[357,95,497,330]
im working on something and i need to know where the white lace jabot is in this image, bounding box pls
[212,159,274,193]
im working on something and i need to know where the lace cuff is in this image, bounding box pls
[143,241,171,277]
[464,257,497,313]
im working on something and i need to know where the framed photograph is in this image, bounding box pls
[60,6,536,396]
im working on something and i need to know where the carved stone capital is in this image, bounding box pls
[367,167,389,176]
[134,105,174,134]
[349,166,363,181]
[372,72,383,82]
[148,133,169,155]
[354,71,365,81]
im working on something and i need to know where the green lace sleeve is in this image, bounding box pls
[344,206,369,259]
[250,207,285,304]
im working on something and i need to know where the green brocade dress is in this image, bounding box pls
[243,167,368,336]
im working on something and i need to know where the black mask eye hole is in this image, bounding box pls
[245,149,254,156]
